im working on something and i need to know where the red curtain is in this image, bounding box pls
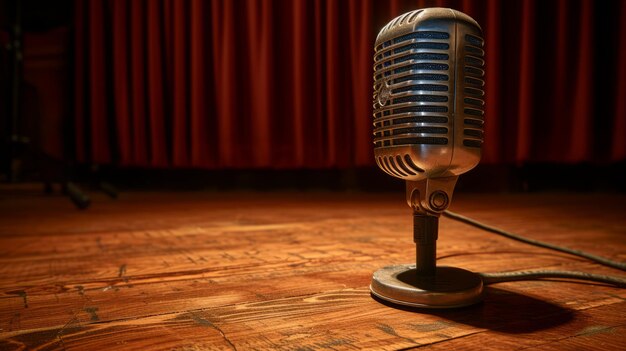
[74,0,626,168]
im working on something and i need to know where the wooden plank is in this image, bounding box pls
[405,302,626,351]
[1,212,623,332]
[0,190,625,350]
[1,288,624,350]
[0,311,236,351]
[1,208,623,291]
[2,257,623,333]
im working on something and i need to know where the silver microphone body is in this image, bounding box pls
[373,8,484,214]
[369,9,486,309]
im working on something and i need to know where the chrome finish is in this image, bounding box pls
[370,8,485,309]
[406,176,458,214]
[370,265,484,309]
[373,8,484,188]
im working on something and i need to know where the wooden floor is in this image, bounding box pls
[0,187,625,350]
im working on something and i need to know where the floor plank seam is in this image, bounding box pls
[1,249,609,298]
[0,287,370,339]
[188,311,237,351]
[395,330,486,350]
[3,288,623,342]
[514,322,626,351]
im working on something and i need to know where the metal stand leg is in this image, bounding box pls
[414,214,438,278]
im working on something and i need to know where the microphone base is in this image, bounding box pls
[370,264,483,309]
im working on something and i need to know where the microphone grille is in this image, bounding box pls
[373,29,451,150]
[372,8,484,180]
[462,33,485,148]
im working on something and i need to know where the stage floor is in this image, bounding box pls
[0,188,625,350]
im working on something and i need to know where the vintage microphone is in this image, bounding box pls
[370,8,486,308]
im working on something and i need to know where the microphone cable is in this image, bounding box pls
[479,271,626,288]
[442,210,626,288]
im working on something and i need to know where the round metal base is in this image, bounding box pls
[370,264,483,309]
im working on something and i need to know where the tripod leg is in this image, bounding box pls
[99,182,118,199]
[65,182,90,209]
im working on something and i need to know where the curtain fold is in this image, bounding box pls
[615,0,626,161]
[482,0,500,164]
[74,0,626,168]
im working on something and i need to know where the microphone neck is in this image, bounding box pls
[406,176,458,215]
[409,177,457,280]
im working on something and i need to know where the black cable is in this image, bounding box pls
[443,209,626,288]
[443,210,626,272]
[480,271,626,288]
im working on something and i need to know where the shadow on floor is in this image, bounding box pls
[372,286,575,334]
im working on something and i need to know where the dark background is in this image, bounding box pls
[1,0,625,193]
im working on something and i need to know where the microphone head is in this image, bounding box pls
[373,8,484,181]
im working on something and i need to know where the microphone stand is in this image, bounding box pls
[370,176,484,308]
[406,177,457,280]
[413,213,438,278]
